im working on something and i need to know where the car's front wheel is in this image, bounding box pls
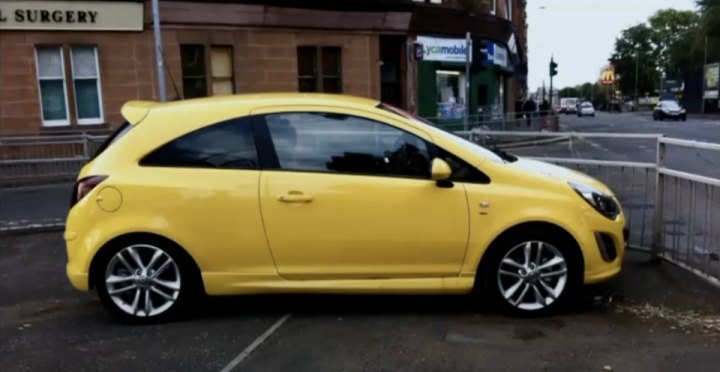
[482,230,582,315]
[95,241,199,323]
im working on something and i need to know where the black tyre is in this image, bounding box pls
[94,238,201,323]
[480,229,582,316]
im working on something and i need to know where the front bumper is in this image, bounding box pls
[581,213,626,284]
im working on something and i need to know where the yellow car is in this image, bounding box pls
[65,93,625,322]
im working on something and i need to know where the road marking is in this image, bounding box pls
[219,313,292,372]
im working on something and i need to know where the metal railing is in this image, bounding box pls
[422,110,559,132]
[0,134,106,187]
[1,124,718,285]
[455,129,720,286]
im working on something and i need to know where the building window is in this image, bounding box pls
[35,46,70,126]
[297,46,342,93]
[71,46,104,125]
[210,46,235,96]
[181,45,208,99]
[506,0,512,20]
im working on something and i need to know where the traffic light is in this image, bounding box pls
[550,58,558,77]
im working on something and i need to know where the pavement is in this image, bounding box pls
[1,232,720,372]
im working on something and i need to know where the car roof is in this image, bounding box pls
[121,93,381,125]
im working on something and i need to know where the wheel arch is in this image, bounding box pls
[474,221,584,290]
[88,232,204,293]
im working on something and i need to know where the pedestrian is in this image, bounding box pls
[523,98,537,127]
[540,99,550,116]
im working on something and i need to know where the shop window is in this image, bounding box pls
[436,70,467,119]
[297,46,342,93]
[35,46,70,126]
[211,46,235,96]
[71,46,103,125]
[181,45,208,98]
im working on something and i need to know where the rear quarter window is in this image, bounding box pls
[91,122,133,161]
[140,118,258,169]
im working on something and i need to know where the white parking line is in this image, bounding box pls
[219,313,292,372]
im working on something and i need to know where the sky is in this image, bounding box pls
[527,0,698,92]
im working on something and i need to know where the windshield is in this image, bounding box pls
[377,103,505,163]
[661,101,681,110]
[581,102,593,107]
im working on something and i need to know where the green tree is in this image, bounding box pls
[610,9,700,98]
[558,87,580,98]
[648,9,701,76]
[696,0,720,64]
[611,24,658,99]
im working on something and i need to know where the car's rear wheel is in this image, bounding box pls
[481,230,582,316]
[95,241,199,323]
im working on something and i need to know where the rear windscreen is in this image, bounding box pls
[90,122,133,161]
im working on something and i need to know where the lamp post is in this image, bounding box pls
[701,34,708,114]
[152,0,167,101]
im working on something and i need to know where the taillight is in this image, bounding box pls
[70,175,108,207]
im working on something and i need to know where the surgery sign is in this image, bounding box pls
[416,36,470,63]
[0,0,143,31]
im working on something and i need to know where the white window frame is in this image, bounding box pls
[506,0,512,20]
[70,46,104,125]
[491,0,497,15]
[35,46,70,127]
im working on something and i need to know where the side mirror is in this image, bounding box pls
[430,158,452,181]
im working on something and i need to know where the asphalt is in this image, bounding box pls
[1,232,719,372]
[511,111,720,178]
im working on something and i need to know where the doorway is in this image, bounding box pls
[379,35,406,108]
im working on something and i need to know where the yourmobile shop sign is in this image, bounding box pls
[416,36,471,62]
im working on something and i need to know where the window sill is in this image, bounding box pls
[41,120,71,128]
[77,119,105,126]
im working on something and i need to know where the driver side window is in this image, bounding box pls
[265,112,431,179]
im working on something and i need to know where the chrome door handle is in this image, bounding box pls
[278,192,313,203]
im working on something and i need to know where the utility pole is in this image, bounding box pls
[634,51,639,107]
[701,33,708,114]
[152,0,167,101]
[464,31,471,131]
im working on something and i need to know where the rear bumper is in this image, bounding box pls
[66,264,90,291]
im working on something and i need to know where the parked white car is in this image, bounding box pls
[578,102,595,117]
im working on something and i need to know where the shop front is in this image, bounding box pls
[415,35,516,129]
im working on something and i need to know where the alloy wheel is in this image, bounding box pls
[497,241,568,311]
[104,244,181,317]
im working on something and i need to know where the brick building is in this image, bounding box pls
[0,0,527,134]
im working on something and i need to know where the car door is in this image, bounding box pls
[255,108,470,280]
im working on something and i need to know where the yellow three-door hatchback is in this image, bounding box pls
[65,93,626,322]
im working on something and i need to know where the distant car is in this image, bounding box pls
[653,101,686,121]
[577,102,595,117]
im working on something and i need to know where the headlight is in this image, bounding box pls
[568,182,620,219]
[681,108,686,113]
